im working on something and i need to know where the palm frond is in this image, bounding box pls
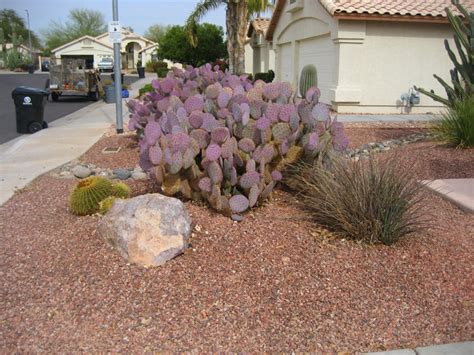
[246,0,274,18]
[185,0,225,47]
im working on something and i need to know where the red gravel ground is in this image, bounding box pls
[1,126,473,352]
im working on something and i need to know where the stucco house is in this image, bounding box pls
[51,28,158,70]
[266,0,472,114]
[247,18,275,75]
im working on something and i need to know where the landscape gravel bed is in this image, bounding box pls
[1,125,472,352]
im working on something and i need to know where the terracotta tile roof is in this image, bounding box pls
[266,0,473,41]
[247,18,271,37]
[319,0,473,17]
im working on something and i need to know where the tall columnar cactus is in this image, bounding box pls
[126,63,349,218]
[299,65,317,97]
[416,0,474,107]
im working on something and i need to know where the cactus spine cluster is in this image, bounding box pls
[416,0,473,107]
[69,177,131,216]
[127,63,349,217]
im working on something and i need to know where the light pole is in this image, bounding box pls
[24,9,33,68]
[112,0,123,134]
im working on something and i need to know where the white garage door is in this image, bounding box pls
[298,35,335,103]
[279,43,292,84]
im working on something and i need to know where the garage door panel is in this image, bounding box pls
[298,35,335,103]
[279,43,292,84]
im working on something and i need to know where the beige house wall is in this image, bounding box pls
[250,32,276,75]
[245,42,253,74]
[270,0,455,114]
[336,21,454,114]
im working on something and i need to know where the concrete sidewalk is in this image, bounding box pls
[364,341,473,355]
[338,114,439,122]
[0,74,154,206]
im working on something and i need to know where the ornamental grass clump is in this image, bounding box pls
[286,158,425,245]
[126,63,349,217]
[432,96,474,148]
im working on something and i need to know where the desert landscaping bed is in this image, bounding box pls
[1,124,473,352]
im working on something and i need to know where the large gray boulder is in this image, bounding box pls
[98,193,192,266]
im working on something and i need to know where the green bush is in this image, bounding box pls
[433,96,474,148]
[139,83,153,96]
[5,51,26,70]
[145,60,168,73]
[254,69,274,83]
[286,158,425,245]
[156,67,169,78]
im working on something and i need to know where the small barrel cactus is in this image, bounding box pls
[70,177,113,216]
[112,182,131,198]
[98,196,118,215]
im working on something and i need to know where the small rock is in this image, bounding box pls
[383,146,391,151]
[132,171,148,180]
[113,168,131,180]
[231,214,243,222]
[72,165,92,179]
[59,171,73,178]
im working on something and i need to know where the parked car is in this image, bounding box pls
[98,57,114,72]
[41,60,50,72]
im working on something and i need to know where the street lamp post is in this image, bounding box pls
[24,9,33,70]
[112,0,123,133]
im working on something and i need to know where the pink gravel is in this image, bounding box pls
[0,127,473,352]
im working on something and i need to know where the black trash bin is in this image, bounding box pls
[111,73,124,82]
[12,86,49,134]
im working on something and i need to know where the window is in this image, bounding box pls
[299,65,317,97]
[287,0,303,12]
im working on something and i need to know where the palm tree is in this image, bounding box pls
[185,0,273,74]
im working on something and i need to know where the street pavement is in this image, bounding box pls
[0,72,139,144]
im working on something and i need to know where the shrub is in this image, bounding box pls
[126,63,349,217]
[286,158,425,245]
[5,51,26,71]
[433,96,474,148]
[138,83,153,96]
[156,67,169,78]
[145,60,168,73]
[254,70,274,83]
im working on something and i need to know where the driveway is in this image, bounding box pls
[0,72,139,145]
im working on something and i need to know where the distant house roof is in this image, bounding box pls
[51,35,113,53]
[247,18,271,37]
[139,43,158,53]
[266,0,472,41]
[96,29,156,46]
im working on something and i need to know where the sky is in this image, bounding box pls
[2,0,228,40]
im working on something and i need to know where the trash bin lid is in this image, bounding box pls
[12,86,49,96]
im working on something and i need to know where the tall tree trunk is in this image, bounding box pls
[226,0,248,74]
